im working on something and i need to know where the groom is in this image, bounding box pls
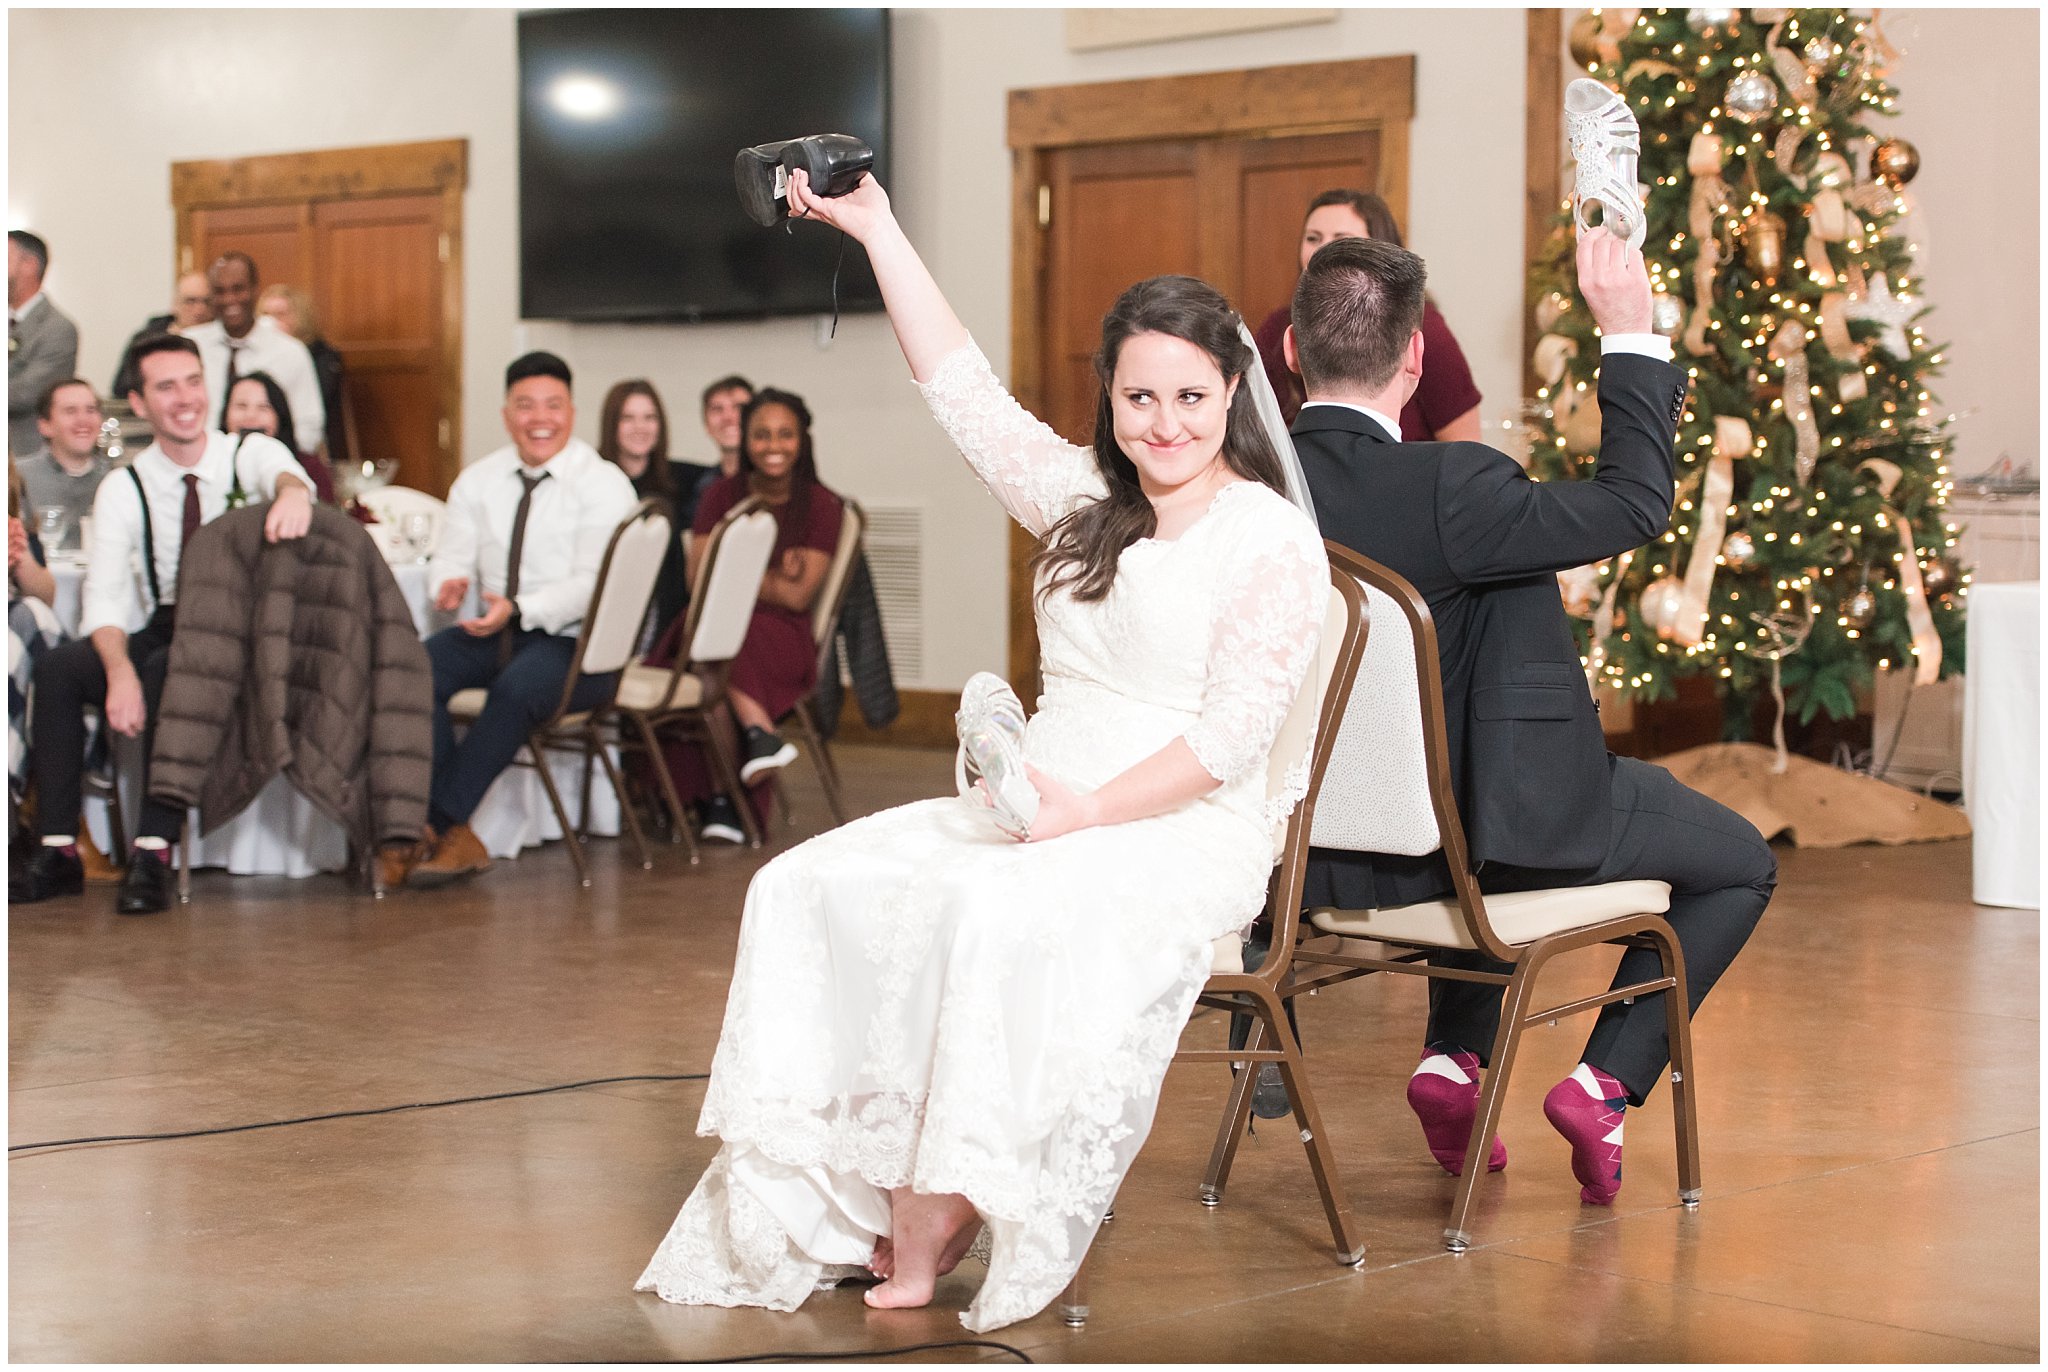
[1281,227,1776,1205]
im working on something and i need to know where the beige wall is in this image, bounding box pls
[9,8,2035,688]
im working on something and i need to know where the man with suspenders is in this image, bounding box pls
[11,334,314,914]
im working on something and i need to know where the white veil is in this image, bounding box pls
[1237,321,1317,522]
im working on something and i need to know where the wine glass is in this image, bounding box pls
[399,511,435,565]
[34,505,67,553]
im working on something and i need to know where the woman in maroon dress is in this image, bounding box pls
[1252,189,1483,441]
[650,387,843,843]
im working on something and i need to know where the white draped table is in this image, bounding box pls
[1963,582,2040,910]
[54,554,621,878]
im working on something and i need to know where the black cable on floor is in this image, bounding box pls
[648,1339,1033,1364]
[8,1072,710,1153]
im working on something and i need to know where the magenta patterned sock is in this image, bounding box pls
[1406,1045,1508,1176]
[1543,1062,1628,1205]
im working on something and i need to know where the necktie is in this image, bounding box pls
[500,471,547,663]
[181,473,202,547]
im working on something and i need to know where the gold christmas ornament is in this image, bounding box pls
[1873,137,1921,187]
[1687,8,1738,36]
[1651,290,1686,336]
[1639,576,1690,641]
[1921,554,1961,598]
[1744,210,1787,284]
[1569,10,1605,68]
[1843,585,1878,629]
[1722,530,1756,569]
[1725,70,1779,124]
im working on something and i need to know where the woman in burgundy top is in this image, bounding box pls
[650,387,843,843]
[1252,189,1483,441]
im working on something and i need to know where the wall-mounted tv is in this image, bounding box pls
[517,8,889,322]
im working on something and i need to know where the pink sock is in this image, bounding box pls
[1543,1063,1628,1205]
[1406,1046,1507,1176]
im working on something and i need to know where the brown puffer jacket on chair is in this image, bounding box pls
[150,502,432,850]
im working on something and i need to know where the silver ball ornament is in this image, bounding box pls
[1843,586,1878,629]
[1722,530,1756,570]
[1651,291,1685,337]
[1687,8,1738,36]
[1639,576,1690,641]
[1803,34,1843,70]
[1724,71,1780,125]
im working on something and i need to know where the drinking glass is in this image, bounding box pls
[400,512,435,565]
[35,506,67,552]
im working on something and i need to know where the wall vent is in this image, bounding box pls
[859,503,925,687]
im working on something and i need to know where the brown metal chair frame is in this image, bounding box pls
[772,497,866,830]
[602,498,773,860]
[1239,544,1700,1253]
[1057,553,1370,1327]
[450,499,669,889]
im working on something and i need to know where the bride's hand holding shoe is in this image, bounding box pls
[1021,765,1097,843]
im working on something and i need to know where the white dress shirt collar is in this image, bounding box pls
[10,290,45,324]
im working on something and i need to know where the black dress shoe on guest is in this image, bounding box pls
[115,847,174,915]
[1250,1064,1293,1120]
[10,844,84,903]
[699,796,747,845]
[738,726,799,784]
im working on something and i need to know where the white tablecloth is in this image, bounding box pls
[53,555,621,876]
[1963,582,2040,909]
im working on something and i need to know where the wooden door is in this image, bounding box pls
[1009,65,1411,692]
[174,139,466,495]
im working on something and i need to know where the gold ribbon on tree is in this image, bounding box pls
[1815,289,1869,402]
[1534,333,1581,426]
[1583,548,1636,692]
[1768,320,1823,486]
[1857,457,1944,685]
[1670,417,1753,647]
[1683,131,1728,357]
[1765,18,1819,104]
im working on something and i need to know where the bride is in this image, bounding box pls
[636,169,1330,1333]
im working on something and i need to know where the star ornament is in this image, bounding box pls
[1847,271,1915,358]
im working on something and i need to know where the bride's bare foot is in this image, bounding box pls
[863,1189,980,1310]
[867,1236,895,1280]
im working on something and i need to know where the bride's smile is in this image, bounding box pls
[1110,331,1241,508]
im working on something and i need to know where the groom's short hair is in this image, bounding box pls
[1292,237,1427,395]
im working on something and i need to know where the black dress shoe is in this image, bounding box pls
[116,847,174,915]
[10,843,84,903]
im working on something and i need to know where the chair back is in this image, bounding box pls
[578,500,674,676]
[809,498,866,676]
[356,485,446,560]
[1308,545,1512,963]
[681,504,779,667]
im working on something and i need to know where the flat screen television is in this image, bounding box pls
[517,8,889,322]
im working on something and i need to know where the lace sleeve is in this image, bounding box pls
[915,339,1108,537]
[1183,502,1330,791]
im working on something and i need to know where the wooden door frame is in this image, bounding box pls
[171,137,468,490]
[1525,11,1566,397]
[1004,57,1415,686]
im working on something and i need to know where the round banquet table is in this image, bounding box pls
[49,554,621,878]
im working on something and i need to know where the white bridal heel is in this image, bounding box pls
[955,672,1039,840]
[1566,77,1647,249]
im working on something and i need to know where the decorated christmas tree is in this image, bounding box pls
[1526,7,1967,749]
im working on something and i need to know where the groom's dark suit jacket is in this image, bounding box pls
[1297,352,1687,910]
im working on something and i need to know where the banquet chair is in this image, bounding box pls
[1246,544,1696,1253]
[1056,548,1368,1328]
[602,501,779,860]
[355,485,446,562]
[443,500,671,888]
[772,497,866,829]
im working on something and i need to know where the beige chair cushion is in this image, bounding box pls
[615,663,704,713]
[1309,879,1672,951]
[1210,935,1244,976]
[446,687,591,733]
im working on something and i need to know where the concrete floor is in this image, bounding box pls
[9,745,2038,1362]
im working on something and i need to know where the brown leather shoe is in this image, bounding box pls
[376,826,435,890]
[406,822,490,888]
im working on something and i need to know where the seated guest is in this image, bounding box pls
[597,379,691,642]
[224,371,337,503]
[9,334,315,914]
[9,459,63,823]
[402,351,638,887]
[9,231,79,460]
[259,285,350,466]
[651,387,842,844]
[1288,230,1775,1204]
[18,378,111,544]
[185,251,326,454]
[112,271,214,399]
[679,374,752,529]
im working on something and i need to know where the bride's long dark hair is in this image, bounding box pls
[1033,275,1290,605]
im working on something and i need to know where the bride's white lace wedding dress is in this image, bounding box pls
[636,339,1328,1332]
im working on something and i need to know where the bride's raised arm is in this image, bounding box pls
[787,170,1105,537]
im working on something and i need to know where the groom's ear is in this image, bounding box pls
[1282,325,1301,377]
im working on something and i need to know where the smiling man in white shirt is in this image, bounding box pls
[11,334,314,915]
[183,252,326,454]
[403,351,637,887]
